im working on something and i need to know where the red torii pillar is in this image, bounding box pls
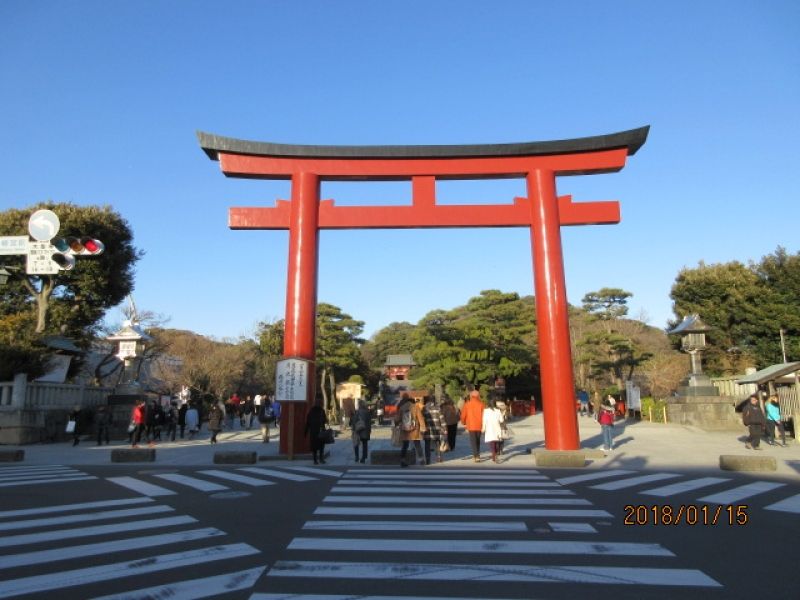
[198,126,649,453]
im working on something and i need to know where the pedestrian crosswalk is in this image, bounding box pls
[259,467,723,598]
[106,465,341,497]
[556,469,800,513]
[0,496,265,599]
[0,464,96,487]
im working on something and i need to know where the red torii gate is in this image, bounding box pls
[198,126,649,454]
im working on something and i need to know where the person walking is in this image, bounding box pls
[765,395,786,447]
[350,399,372,463]
[395,394,426,467]
[94,405,113,446]
[243,396,255,430]
[422,396,446,464]
[185,402,199,440]
[165,401,179,442]
[130,399,147,448]
[272,398,281,427]
[207,402,224,444]
[742,393,766,450]
[460,390,485,462]
[440,396,460,452]
[599,394,616,452]
[258,398,273,443]
[578,389,590,417]
[304,401,328,465]
[482,398,505,463]
[178,402,188,439]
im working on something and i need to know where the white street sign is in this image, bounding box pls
[275,358,312,402]
[0,236,28,255]
[26,241,59,274]
[28,209,60,242]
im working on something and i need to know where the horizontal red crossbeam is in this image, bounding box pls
[217,149,628,180]
[229,195,619,230]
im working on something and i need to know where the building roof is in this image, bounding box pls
[385,354,416,367]
[736,362,800,385]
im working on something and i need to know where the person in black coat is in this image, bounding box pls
[304,402,328,465]
[742,394,766,450]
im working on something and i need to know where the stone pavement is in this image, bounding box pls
[3,413,800,478]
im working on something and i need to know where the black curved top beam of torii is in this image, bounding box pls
[197,126,649,162]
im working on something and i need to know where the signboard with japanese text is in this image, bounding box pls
[0,236,28,256]
[275,358,312,402]
[25,241,59,274]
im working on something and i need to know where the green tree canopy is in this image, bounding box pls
[670,247,800,372]
[0,202,141,379]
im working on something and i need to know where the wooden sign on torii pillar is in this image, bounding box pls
[198,126,649,454]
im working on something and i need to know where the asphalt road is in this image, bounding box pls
[0,462,795,599]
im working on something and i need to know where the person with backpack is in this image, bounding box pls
[349,399,372,463]
[395,394,426,467]
[422,396,446,464]
[742,393,766,450]
[257,398,273,443]
[165,401,179,442]
[460,390,485,462]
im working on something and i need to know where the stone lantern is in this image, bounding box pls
[668,314,718,397]
[106,318,152,394]
[665,314,741,430]
[105,315,152,437]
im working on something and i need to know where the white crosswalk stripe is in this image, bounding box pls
[698,481,787,505]
[590,472,680,490]
[0,464,96,488]
[281,465,343,478]
[288,537,674,556]
[239,467,323,482]
[0,505,173,532]
[0,543,259,597]
[322,495,592,506]
[302,520,528,532]
[556,469,635,485]
[267,560,720,587]
[641,477,731,497]
[198,469,276,486]
[765,492,800,514]
[104,466,331,496]
[0,516,197,549]
[0,496,265,599]
[91,566,266,600]
[0,496,153,518]
[259,466,722,597]
[557,470,799,513]
[335,479,560,487]
[329,485,574,495]
[153,472,230,491]
[108,475,177,496]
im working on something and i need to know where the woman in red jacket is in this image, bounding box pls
[460,390,485,462]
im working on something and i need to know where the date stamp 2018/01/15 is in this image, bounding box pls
[623,504,749,526]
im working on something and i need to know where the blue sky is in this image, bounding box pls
[2,1,798,340]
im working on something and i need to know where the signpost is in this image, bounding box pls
[275,358,312,459]
[0,210,103,278]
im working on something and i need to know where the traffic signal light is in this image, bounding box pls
[50,236,104,271]
[51,252,76,270]
[53,236,104,256]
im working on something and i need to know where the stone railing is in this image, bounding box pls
[0,374,113,444]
